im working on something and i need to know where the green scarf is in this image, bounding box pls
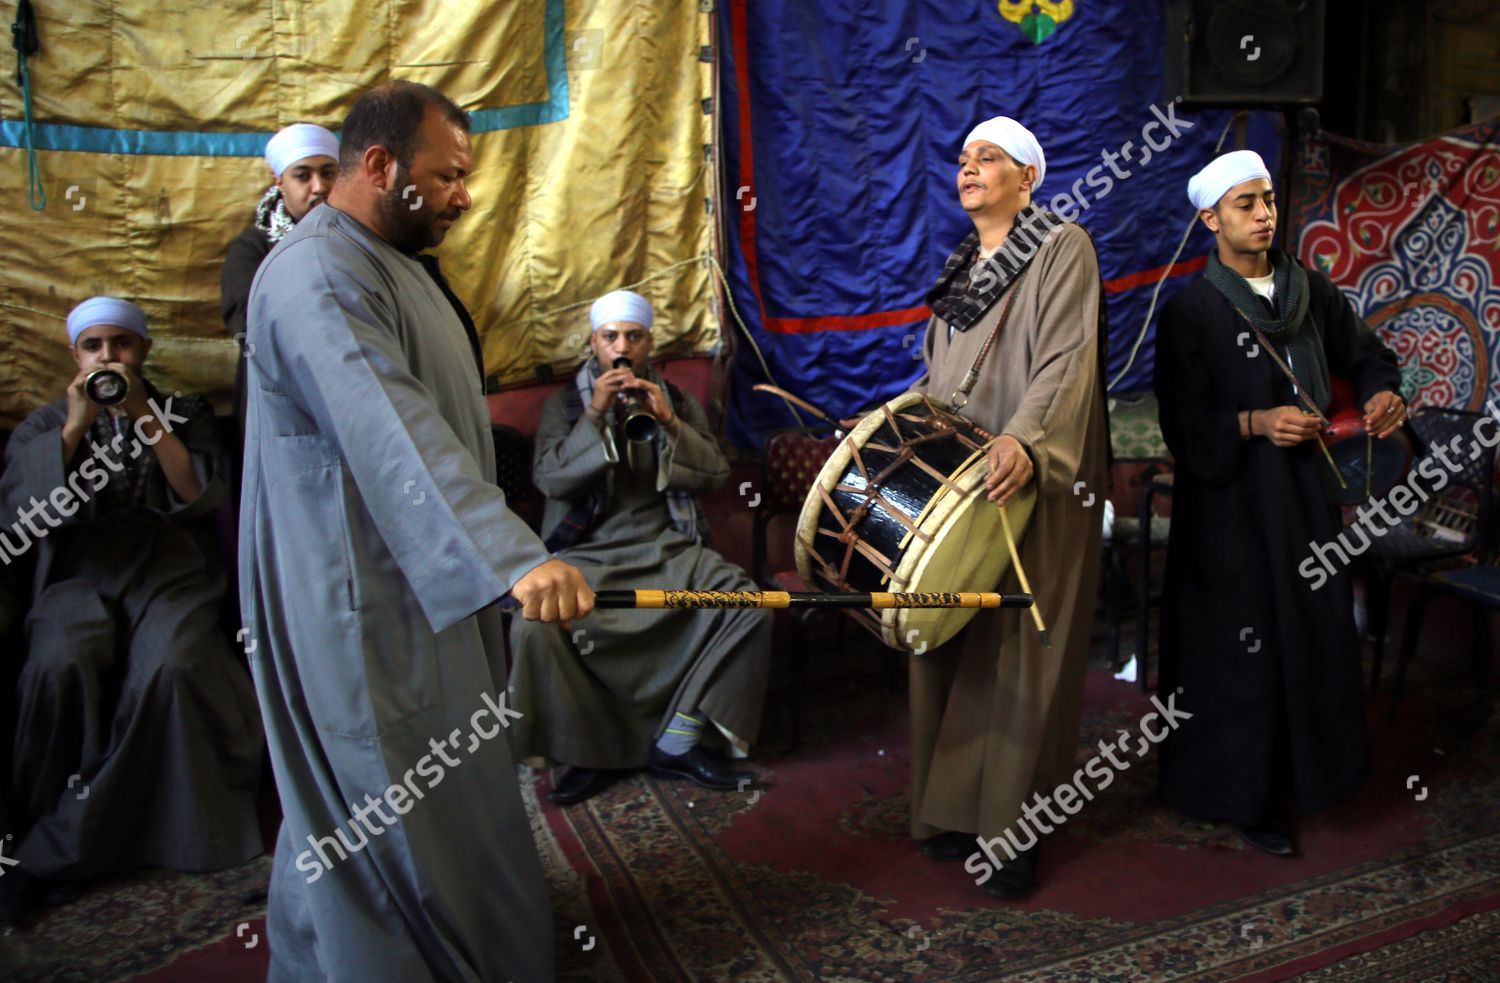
[1205,249,1330,413]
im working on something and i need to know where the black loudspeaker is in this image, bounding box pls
[1164,0,1326,106]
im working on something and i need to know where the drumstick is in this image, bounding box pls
[1233,310,1349,490]
[998,502,1051,647]
[751,384,842,430]
[593,590,1034,610]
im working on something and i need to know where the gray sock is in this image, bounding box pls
[654,710,704,757]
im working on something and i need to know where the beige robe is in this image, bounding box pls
[908,221,1108,841]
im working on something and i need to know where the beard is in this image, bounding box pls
[376,166,461,254]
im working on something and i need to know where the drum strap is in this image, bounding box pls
[1238,312,1365,495]
[1238,313,1328,425]
[950,270,1027,411]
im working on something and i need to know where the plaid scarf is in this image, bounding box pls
[926,204,1059,332]
[254,186,296,243]
[82,380,174,515]
[1205,248,1331,412]
[543,359,708,552]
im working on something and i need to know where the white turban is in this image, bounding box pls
[589,290,654,332]
[66,296,148,344]
[1187,150,1272,211]
[962,116,1046,190]
[265,123,339,177]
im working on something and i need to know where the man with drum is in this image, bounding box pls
[1153,150,1402,856]
[909,116,1110,899]
[507,289,773,805]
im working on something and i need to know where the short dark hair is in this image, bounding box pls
[338,81,471,172]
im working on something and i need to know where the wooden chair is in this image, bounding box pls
[750,428,841,749]
[491,424,542,533]
[1101,458,1172,690]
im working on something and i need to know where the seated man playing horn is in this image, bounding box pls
[0,297,263,926]
[507,289,772,804]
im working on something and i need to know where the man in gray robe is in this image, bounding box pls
[242,82,593,981]
[0,297,263,926]
[907,117,1109,900]
[508,290,771,805]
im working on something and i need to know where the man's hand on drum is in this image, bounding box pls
[985,435,1033,507]
[512,558,595,628]
[1361,390,1406,439]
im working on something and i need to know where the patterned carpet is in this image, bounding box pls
[1,625,1496,982]
[540,643,1500,982]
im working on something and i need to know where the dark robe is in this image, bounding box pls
[1153,263,1401,825]
[220,224,273,433]
[0,392,263,879]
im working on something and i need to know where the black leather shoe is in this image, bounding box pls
[649,746,753,791]
[980,844,1038,900]
[920,831,979,862]
[0,870,42,929]
[1240,821,1295,856]
[39,879,82,908]
[547,767,619,805]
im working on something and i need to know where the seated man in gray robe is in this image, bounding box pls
[509,289,773,804]
[0,297,264,926]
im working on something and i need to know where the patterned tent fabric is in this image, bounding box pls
[0,0,717,429]
[1294,118,1500,413]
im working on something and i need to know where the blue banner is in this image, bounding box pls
[719,0,1280,449]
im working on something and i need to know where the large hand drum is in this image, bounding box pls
[795,392,1036,654]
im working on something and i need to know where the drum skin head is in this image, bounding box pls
[794,391,1037,654]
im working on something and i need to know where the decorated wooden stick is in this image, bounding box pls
[999,502,1051,647]
[593,590,1034,610]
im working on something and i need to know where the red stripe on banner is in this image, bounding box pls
[729,1,927,335]
[1104,255,1206,294]
[768,305,933,335]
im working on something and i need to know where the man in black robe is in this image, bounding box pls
[1154,150,1403,855]
[219,123,339,461]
